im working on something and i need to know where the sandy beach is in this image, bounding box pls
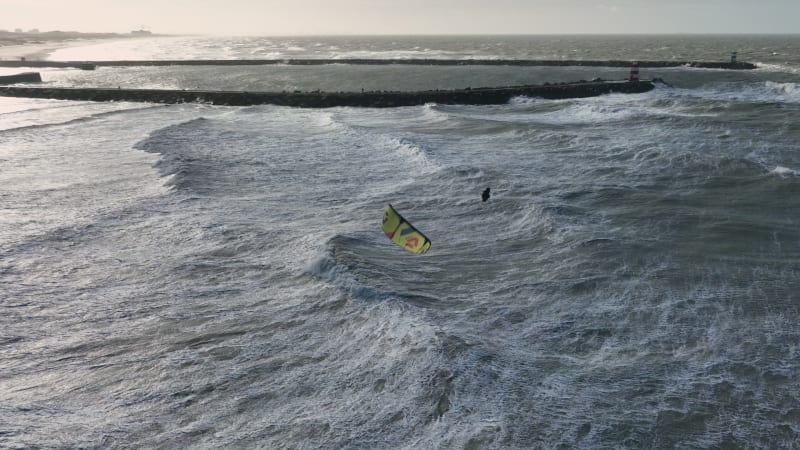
[0,38,124,61]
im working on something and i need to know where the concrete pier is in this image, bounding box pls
[0,80,655,108]
[0,59,757,70]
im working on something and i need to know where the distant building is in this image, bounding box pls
[14,28,22,33]
[28,28,39,33]
[130,28,152,36]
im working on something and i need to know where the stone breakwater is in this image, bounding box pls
[0,80,655,107]
[0,59,757,70]
[0,72,41,83]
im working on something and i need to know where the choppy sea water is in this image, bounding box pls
[2,35,800,449]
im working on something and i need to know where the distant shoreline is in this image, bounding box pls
[0,31,161,61]
[0,40,106,62]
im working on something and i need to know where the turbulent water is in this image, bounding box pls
[2,35,800,449]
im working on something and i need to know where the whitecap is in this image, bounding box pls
[770,166,800,177]
[765,81,800,100]
[754,62,800,76]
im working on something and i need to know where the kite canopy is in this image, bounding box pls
[381,204,432,254]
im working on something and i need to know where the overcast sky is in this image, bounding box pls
[2,0,799,35]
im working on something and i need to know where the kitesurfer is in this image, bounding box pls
[481,187,491,202]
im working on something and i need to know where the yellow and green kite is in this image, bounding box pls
[381,204,432,254]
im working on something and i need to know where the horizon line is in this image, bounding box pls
[3,30,800,37]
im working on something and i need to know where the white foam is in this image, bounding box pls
[420,103,451,123]
[313,111,341,130]
[508,96,543,106]
[754,62,800,76]
[552,102,638,124]
[770,166,800,177]
[0,99,155,132]
[315,108,443,176]
[765,81,800,100]
[47,37,182,61]
[668,81,800,105]
[329,49,457,60]
[504,202,554,238]
[0,105,206,245]
[382,136,441,174]
[459,101,638,125]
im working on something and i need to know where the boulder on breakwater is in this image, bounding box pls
[0,79,656,108]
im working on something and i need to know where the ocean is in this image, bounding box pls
[1,35,800,449]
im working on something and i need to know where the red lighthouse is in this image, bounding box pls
[629,62,640,82]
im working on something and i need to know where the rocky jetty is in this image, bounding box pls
[0,79,656,108]
[0,72,41,84]
[0,59,757,70]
